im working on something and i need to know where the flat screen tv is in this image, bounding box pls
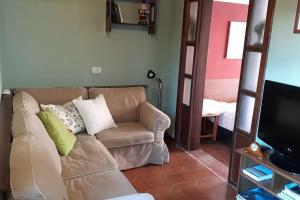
[258,80,300,174]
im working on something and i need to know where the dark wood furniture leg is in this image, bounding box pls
[200,115,219,141]
[0,190,8,200]
[212,116,219,141]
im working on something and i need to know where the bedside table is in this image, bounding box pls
[201,114,220,141]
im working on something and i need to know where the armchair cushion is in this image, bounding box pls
[96,122,154,148]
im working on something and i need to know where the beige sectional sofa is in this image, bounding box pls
[10,86,171,200]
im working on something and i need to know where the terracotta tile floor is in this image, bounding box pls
[189,141,231,181]
[123,141,236,200]
[199,142,231,166]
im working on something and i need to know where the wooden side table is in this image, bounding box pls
[201,114,220,141]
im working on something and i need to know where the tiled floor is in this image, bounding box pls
[189,146,229,181]
[189,140,231,180]
[123,141,236,200]
[199,142,231,166]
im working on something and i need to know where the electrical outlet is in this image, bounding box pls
[92,66,102,74]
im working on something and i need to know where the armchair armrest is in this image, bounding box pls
[138,102,171,141]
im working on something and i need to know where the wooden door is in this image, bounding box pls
[175,0,213,151]
[228,0,276,186]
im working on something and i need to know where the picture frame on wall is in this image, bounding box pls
[226,21,247,59]
[294,0,300,33]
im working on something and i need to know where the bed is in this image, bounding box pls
[203,100,237,132]
[203,79,239,133]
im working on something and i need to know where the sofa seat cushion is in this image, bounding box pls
[96,122,154,149]
[61,134,118,180]
[64,169,137,200]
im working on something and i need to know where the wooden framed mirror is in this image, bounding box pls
[294,0,300,33]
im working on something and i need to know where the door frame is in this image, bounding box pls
[175,0,213,151]
[175,0,276,187]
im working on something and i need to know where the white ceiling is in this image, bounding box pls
[214,0,249,5]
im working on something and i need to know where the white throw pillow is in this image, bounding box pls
[73,95,117,135]
[40,96,86,134]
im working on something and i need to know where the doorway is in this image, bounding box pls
[175,0,277,185]
[188,1,249,179]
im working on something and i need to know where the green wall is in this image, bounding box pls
[159,1,184,135]
[0,0,184,134]
[0,0,183,101]
[0,2,3,99]
[0,56,2,100]
[266,0,300,86]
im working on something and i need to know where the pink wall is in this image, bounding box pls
[206,2,248,80]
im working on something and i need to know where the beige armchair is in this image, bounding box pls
[88,87,171,170]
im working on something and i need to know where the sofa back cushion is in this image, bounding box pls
[13,91,40,114]
[88,87,146,122]
[10,135,69,200]
[15,87,88,105]
[12,110,62,174]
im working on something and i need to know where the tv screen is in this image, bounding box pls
[258,80,300,167]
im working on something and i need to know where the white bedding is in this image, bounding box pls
[203,99,237,132]
[215,102,236,131]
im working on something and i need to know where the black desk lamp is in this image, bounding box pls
[147,70,162,109]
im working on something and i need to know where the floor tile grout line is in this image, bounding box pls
[179,146,228,182]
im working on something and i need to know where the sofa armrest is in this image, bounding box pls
[106,193,155,200]
[138,102,171,142]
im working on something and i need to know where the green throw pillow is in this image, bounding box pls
[38,110,76,156]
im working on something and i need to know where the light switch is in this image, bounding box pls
[92,66,102,74]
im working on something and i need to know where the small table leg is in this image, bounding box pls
[212,116,219,141]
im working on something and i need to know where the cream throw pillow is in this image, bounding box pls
[73,95,117,135]
[41,96,86,134]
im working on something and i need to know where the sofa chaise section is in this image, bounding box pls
[64,169,137,200]
[60,134,118,181]
[10,88,140,200]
